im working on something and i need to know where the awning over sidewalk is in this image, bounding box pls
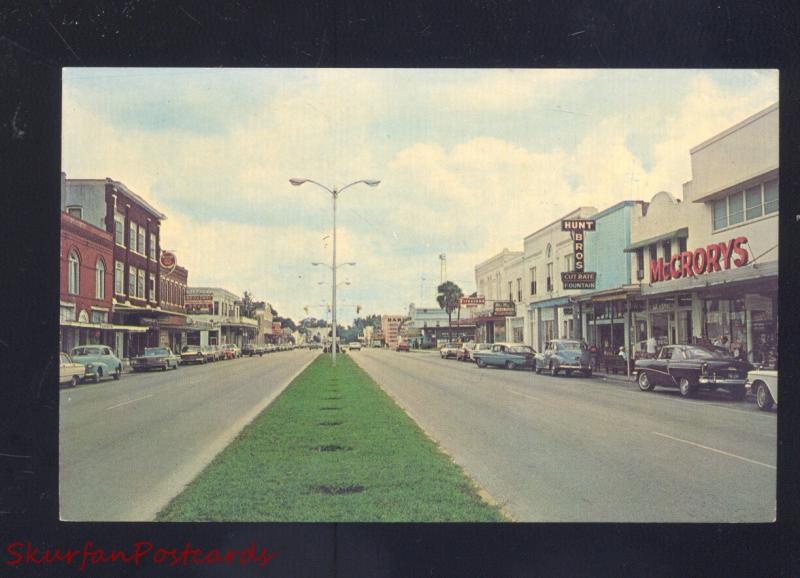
[60,321,149,333]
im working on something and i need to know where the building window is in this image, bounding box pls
[564,253,573,273]
[678,237,687,254]
[149,273,156,301]
[149,232,157,260]
[663,240,671,262]
[214,301,219,315]
[546,243,551,258]
[68,249,80,295]
[91,310,106,324]
[114,215,125,245]
[137,269,145,299]
[516,278,522,302]
[546,262,553,292]
[129,266,136,296]
[129,221,137,250]
[60,305,75,323]
[530,267,537,295]
[95,258,105,300]
[635,248,644,277]
[138,225,146,255]
[508,281,513,302]
[713,178,778,231]
[66,206,82,220]
[649,243,658,263]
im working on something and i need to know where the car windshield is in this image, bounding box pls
[144,348,168,356]
[510,346,533,354]
[71,347,103,356]
[182,346,200,352]
[556,341,585,351]
[683,346,732,360]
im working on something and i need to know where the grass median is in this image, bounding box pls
[157,353,505,522]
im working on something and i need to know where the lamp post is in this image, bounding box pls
[311,260,356,364]
[293,177,380,365]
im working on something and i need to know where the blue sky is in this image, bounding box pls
[62,68,777,322]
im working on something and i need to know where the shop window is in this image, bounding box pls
[95,258,105,300]
[68,249,80,295]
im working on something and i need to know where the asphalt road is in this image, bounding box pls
[352,348,777,522]
[59,349,318,521]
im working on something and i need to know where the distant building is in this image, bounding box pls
[407,302,475,346]
[380,315,405,349]
[186,287,257,347]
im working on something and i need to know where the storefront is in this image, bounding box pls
[474,315,507,343]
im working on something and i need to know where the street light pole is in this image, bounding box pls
[294,177,379,366]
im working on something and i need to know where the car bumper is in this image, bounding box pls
[558,363,591,370]
[699,376,747,385]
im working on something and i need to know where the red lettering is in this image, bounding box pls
[650,258,663,282]
[706,244,721,272]
[662,260,671,280]
[681,251,694,278]
[693,248,707,276]
[669,254,682,279]
[133,542,153,566]
[732,236,749,267]
[719,238,736,269]
[5,542,24,567]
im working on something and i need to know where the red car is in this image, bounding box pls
[396,342,410,352]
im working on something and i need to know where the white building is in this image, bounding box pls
[186,287,258,347]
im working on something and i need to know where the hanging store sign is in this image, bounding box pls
[649,236,749,283]
[561,219,597,288]
[493,301,516,316]
[186,293,213,314]
[561,272,597,290]
[460,296,486,307]
[159,250,177,274]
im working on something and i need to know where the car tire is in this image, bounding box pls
[70,374,80,388]
[505,361,515,370]
[94,368,102,383]
[728,384,746,401]
[678,377,696,398]
[549,362,558,377]
[755,382,774,410]
[638,371,654,392]
[113,366,121,380]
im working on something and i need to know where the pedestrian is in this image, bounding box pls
[589,343,598,371]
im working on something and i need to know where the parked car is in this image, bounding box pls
[439,342,460,359]
[635,344,752,399]
[180,345,207,365]
[221,344,240,360]
[202,345,217,363]
[535,340,592,377]
[59,352,86,387]
[243,343,265,356]
[348,341,362,351]
[70,345,122,382]
[748,367,778,411]
[474,342,536,370]
[467,342,493,362]
[209,345,224,361]
[396,342,410,352]
[131,347,180,372]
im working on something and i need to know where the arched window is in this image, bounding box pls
[95,258,105,300]
[68,249,80,295]
[546,243,552,258]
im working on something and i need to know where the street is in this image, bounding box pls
[59,349,318,521]
[352,348,776,522]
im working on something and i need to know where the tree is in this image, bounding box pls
[436,281,463,340]
[240,291,256,318]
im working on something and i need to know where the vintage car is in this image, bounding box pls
[131,347,180,372]
[468,342,493,362]
[59,352,86,387]
[535,340,592,377]
[439,342,460,359]
[180,345,206,364]
[208,345,223,361]
[348,341,362,351]
[396,342,410,352]
[747,367,778,411]
[221,344,240,360]
[474,342,536,370]
[635,344,752,399]
[70,345,122,383]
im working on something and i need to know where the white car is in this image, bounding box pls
[748,368,778,411]
[348,342,362,351]
[59,352,86,388]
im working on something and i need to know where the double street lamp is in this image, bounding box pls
[292,178,380,365]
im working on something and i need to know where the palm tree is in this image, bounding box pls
[436,281,463,341]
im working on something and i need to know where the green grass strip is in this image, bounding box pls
[157,354,505,522]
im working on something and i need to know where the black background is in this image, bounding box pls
[1,1,799,575]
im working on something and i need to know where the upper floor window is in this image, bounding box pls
[114,214,125,245]
[68,249,80,295]
[649,243,658,263]
[546,243,552,258]
[95,258,105,300]
[149,232,157,260]
[530,267,537,295]
[137,225,146,254]
[563,253,573,273]
[678,237,687,254]
[149,273,156,301]
[635,248,644,276]
[546,262,553,292]
[663,240,671,262]
[129,221,137,250]
[713,178,778,231]
[115,261,124,295]
[516,278,522,302]
[508,281,513,301]
[66,206,82,220]
[129,266,136,297]
[137,269,145,299]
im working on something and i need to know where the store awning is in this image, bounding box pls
[575,285,641,303]
[60,321,149,333]
[641,260,778,296]
[528,296,571,309]
[624,227,688,252]
[111,302,175,318]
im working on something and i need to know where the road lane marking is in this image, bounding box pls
[508,389,542,402]
[651,431,776,470]
[106,394,153,410]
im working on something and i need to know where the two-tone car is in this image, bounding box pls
[635,344,752,399]
[70,345,123,383]
[747,366,778,411]
[439,342,460,359]
[59,352,86,388]
[180,345,207,365]
[131,347,180,372]
[221,344,240,360]
[535,340,592,377]
[474,342,536,370]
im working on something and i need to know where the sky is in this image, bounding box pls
[62,68,778,322]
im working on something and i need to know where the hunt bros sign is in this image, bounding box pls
[650,236,749,282]
[561,218,596,289]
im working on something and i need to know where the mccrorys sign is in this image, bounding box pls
[650,237,749,283]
